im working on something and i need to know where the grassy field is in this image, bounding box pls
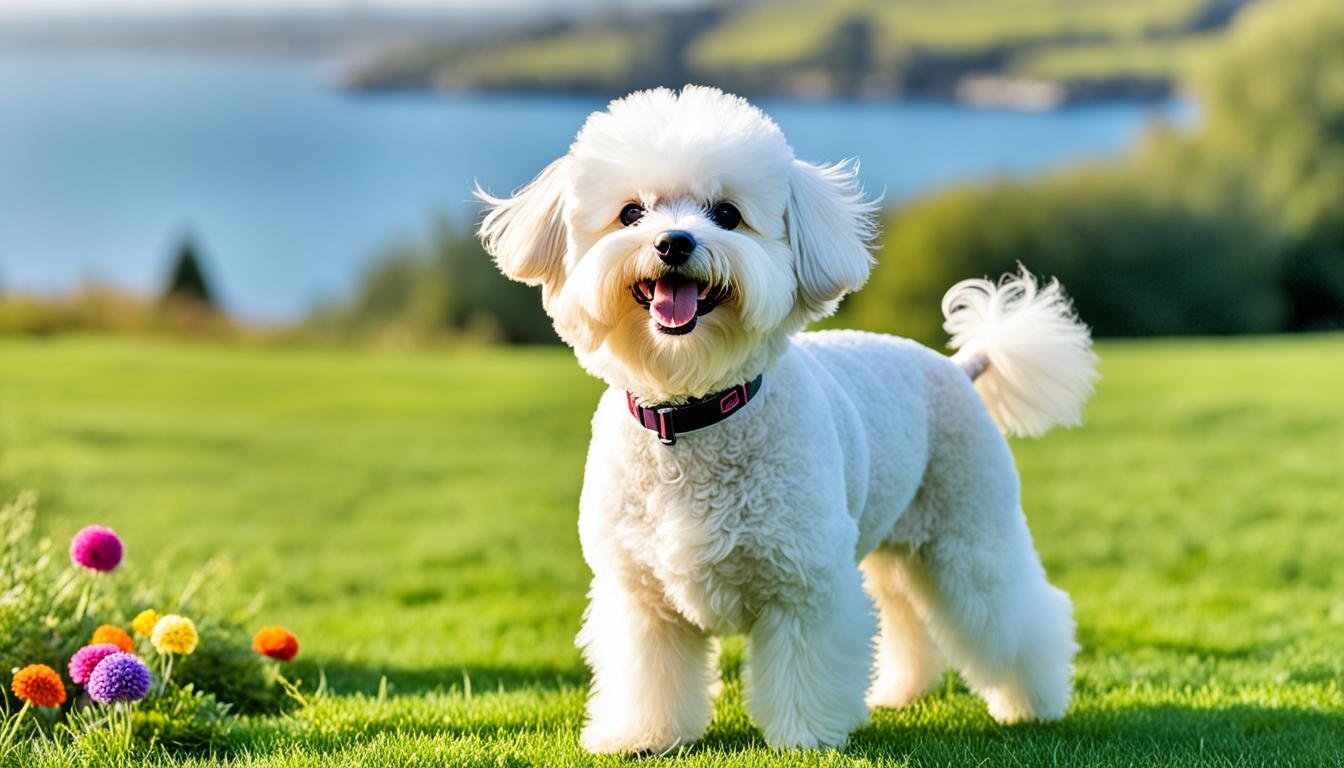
[1,335,1341,766]
[689,0,1206,68]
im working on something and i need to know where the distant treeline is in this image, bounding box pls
[345,0,1253,108]
[0,237,239,338]
[306,219,554,345]
[319,0,1343,346]
[841,0,1344,340]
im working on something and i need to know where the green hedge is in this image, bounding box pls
[308,219,555,346]
[840,170,1284,344]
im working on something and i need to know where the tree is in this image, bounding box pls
[825,16,875,97]
[162,237,216,308]
[1183,0,1344,329]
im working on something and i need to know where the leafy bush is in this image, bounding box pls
[0,288,238,338]
[1175,0,1344,329]
[308,219,556,346]
[840,169,1284,344]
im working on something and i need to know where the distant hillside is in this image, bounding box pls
[343,0,1256,109]
[0,12,493,56]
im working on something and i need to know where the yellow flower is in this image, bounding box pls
[132,608,160,637]
[150,614,198,655]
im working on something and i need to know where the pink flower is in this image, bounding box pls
[69,525,123,572]
[68,643,123,685]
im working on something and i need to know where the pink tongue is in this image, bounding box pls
[651,275,698,328]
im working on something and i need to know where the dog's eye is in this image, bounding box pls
[619,203,644,227]
[709,202,741,231]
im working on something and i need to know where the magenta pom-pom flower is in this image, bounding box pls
[86,653,151,704]
[69,525,123,572]
[68,643,123,685]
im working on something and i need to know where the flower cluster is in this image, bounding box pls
[131,609,160,637]
[68,644,123,685]
[252,626,300,662]
[86,653,153,704]
[11,664,66,708]
[69,525,123,572]
[152,615,199,656]
[91,624,135,653]
[4,521,302,757]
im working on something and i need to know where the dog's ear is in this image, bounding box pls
[476,157,571,286]
[786,159,879,317]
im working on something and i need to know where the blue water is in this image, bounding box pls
[0,52,1185,320]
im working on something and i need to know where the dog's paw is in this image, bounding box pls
[760,726,849,751]
[865,687,918,710]
[579,723,688,755]
[866,672,939,709]
[984,684,1068,725]
[760,715,861,751]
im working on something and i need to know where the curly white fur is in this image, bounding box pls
[477,85,1096,753]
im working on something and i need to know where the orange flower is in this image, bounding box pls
[11,664,66,708]
[252,626,299,662]
[91,624,134,653]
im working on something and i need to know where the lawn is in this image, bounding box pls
[1,335,1341,767]
[689,0,1206,69]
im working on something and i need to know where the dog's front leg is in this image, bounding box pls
[745,565,875,749]
[576,574,714,754]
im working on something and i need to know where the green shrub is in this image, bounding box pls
[309,219,556,346]
[1150,0,1344,329]
[841,170,1284,344]
[0,288,238,338]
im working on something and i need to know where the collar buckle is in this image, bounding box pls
[656,407,677,445]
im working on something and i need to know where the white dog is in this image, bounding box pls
[477,85,1097,753]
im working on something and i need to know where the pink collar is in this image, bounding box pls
[626,375,764,446]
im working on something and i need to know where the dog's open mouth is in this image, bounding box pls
[630,274,730,336]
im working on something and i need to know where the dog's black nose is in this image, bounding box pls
[653,230,696,266]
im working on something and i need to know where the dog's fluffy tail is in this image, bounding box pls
[942,267,1098,438]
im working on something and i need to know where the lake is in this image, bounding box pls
[0,52,1186,321]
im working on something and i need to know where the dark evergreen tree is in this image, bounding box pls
[163,237,215,307]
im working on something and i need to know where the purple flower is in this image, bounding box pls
[86,653,151,704]
[70,525,123,572]
[68,643,123,685]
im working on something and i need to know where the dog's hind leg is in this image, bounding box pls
[860,548,943,709]
[577,575,715,754]
[897,497,1077,723]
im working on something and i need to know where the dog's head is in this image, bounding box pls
[477,86,877,401]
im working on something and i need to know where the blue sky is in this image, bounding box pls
[0,0,681,16]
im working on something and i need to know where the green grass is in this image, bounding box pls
[1014,35,1219,82]
[458,29,636,88]
[1,335,1342,766]
[689,0,1207,70]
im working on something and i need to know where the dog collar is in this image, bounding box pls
[626,375,764,446]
